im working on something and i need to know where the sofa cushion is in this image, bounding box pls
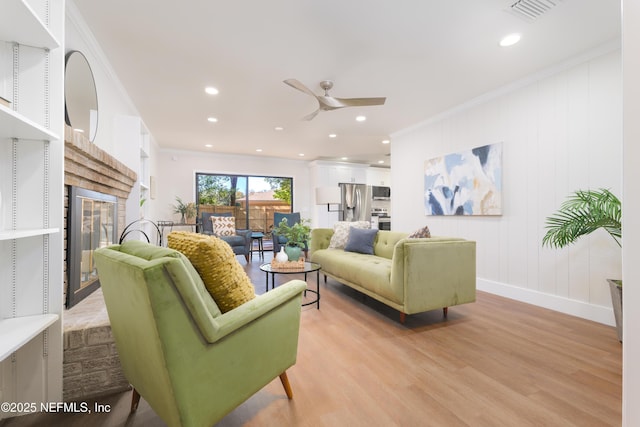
[312,249,401,304]
[211,216,236,236]
[328,221,370,249]
[167,231,255,313]
[344,227,378,255]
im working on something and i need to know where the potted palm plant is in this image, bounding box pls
[542,188,622,341]
[272,217,311,261]
[173,197,196,223]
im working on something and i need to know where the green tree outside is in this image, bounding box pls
[265,177,291,204]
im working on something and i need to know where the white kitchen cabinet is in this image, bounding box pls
[0,0,64,414]
[367,167,391,186]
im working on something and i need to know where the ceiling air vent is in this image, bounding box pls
[508,0,565,22]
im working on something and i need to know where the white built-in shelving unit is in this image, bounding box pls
[0,0,64,416]
[115,114,152,227]
[139,122,150,219]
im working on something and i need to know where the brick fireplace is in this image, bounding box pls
[63,126,137,401]
[64,126,136,305]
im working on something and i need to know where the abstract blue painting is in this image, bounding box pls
[424,143,502,216]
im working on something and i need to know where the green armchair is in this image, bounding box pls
[94,240,306,427]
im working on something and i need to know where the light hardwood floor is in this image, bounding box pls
[2,252,622,426]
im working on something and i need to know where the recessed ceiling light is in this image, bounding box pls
[274,126,284,131]
[298,153,305,157]
[256,148,263,152]
[205,144,213,148]
[356,115,366,122]
[499,33,521,47]
[382,139,390,144]
[378,160,385,164]
[205,86,219,95]
[341,157,348,161]
[329,134,337,138]
[207,117,218,123]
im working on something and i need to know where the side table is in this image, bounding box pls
[250,232,265,259]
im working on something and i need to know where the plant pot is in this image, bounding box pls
[607,279,622,342]
[284,246,302,261]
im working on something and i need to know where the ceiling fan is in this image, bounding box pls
[283,79,386,121]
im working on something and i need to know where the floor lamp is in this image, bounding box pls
[315,187,341,218]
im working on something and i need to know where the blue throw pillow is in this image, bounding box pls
[344,227,378,255]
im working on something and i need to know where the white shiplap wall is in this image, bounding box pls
[391,49,622,325]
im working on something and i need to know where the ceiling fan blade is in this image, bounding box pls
[333,97,386,107]
[283,79,317,97]
[302,109,321,121]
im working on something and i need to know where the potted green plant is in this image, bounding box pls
[272,217,311,261]
[542,188,622,341]
[173,196,196,224]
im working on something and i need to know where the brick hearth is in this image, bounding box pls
[63,289,128,401]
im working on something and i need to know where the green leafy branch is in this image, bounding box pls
[542,188,621,249]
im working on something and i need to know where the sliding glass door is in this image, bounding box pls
[196,173,293,234]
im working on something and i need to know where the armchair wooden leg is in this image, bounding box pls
[244,253,250,263]
[443,307,448,318]
[399,312,406,324]
[279,372,293,399]
[131,387,141,413]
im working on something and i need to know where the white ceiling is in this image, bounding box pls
[71,0,620,167]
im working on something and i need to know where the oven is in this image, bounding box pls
[378,217,391,230]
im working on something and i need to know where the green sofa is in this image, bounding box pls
[94,240,307,427]
[309,229,476,323]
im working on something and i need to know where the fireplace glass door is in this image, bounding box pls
[68,187,117,308]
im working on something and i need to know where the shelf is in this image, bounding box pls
[0,104,59,141]
[0,0,60,49]
[0,314,59,361]
[0,227,59,241]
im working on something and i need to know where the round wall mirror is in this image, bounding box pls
[65,50,98,142]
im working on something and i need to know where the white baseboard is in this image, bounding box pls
[477,278,616,326]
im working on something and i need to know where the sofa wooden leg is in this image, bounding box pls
[279,372,293,399]
[399,312,406,324]
[443,307,448,318]
[131,387,141,413]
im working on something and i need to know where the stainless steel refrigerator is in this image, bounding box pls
[339,183,372,222]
